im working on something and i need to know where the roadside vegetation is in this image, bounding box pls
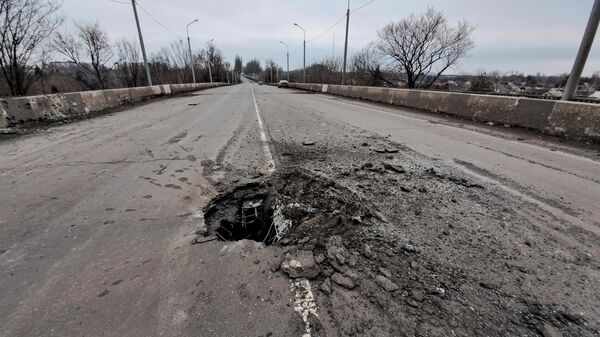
[0,0,241,97]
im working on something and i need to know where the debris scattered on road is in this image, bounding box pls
[331,272,355,289]
[383,162,406,174]
[374,275,399,292]
[195,109,597,336]
[193,236,217,245]
[281,250,320,279]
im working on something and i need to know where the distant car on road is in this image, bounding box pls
[258,81,263,85]
[278,80,289,88]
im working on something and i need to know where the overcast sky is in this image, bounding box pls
[60,0,600,76]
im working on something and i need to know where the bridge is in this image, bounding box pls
[1,80,599,336]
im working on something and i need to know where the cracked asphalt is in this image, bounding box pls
[0,79,599,336]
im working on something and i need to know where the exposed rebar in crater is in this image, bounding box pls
[202,170,380,246]
[203,182,287,245]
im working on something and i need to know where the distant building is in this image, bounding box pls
[493,82,522,95]
[542,84,596,99]
[432,81,460,91]
[463,81,472,91]
[587,91,600,100]
[542,88,563,98]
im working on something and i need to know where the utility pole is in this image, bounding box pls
[131,0,152,86]
[280,41,290,81]
[342,0,350,85]
[206,39,214,83]
[294,23,306,83]
[562,0,600,101]
[186,19,199,84]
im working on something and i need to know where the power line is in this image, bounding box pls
[351,0,375,13]
[307,14,347,44]
[107,0,130,4]
[306,0,375,44]
[133,0,183,39]
[106,0,183,39]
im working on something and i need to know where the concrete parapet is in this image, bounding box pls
[288,82,600,141]
[1,83,224,127]
[548,100,600,139]
[169,83,225,94]
[0,103,8,128]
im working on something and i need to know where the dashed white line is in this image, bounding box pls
[250,85,276,174]
[250,85,319,336]
[291,278,318,337]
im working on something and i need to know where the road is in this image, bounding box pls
[1,81,598,336]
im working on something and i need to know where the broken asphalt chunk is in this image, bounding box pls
[321,278,332,294]
[383,162,406,174]
[375,275,399,292]
[280,250,320,279]
[331,272,355,289]
[194,235,217,244]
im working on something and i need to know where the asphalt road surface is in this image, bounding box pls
[1,80,598,336]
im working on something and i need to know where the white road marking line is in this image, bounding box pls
[250,85,276,174]
[251,85,318,336]
[291,278,318,337]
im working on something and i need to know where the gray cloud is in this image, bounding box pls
[61,0,600,75]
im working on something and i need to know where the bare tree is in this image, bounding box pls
[0,0,62,96]
[264,59,276,83]
[470,72,493,92]
[53,22,115,89]
[351,44,394,87]
[377,7,474,89]
[244,59,262,77]
[116,38,141,87]
[149,48,175,84]
[169,40,188,82]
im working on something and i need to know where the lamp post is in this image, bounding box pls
[293,23,306,83]
[562,0,600,101]
[280,41,289,82]
[186,19,199,84]
[206,38,214,83]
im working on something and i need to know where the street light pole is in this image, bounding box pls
[206,38,214,83]
[131,0,152,86]
[342,0,350,85]
[562,0,600,101]
[186,19,199,84]
[280,41,289,81]
[294,23,306,83]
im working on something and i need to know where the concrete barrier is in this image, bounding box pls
[0,104,8,128]
[288,83,600,142]
[169,83,226,94]
[0,82,226,127]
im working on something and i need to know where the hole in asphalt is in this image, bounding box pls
[203,182,286,245]
[201,169,381,246]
